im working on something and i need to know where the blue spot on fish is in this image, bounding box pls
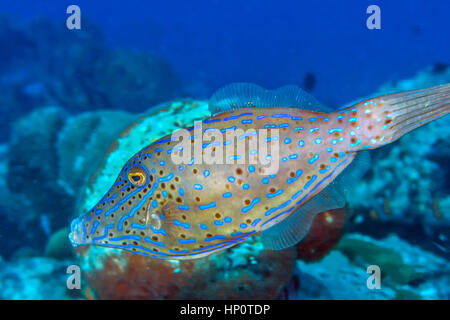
[242,197,260,213]
[309,154,319,164]
[174,219,191,229]
[193,184,203,190]
[199,202,217,210]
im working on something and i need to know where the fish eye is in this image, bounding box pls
[127,166,147,187]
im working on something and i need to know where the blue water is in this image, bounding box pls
[2,0,449,105]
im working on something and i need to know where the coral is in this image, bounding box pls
[0,158,36,258]
[8,107,68,200]
[293,250,397,299]
[347,67,450,231]
[0,256,78,300]
[1,57,448,300]
[79,236,296,300]
[6,107,74,248]
[288,233,449,299]
[56,110,136,197]
[0,17,181,142]
[377,65,450,95]
[45,228,73,260]
[337,236,423,286]
[88,50,182,111]
[296,208,347,262]
[0,17,101,139]
[338,233,449,299]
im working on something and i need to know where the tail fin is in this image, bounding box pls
[381,84,450,142]
[349,84,450,149]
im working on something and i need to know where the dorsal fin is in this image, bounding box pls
[209,82,331,115]
[261,151,371,250]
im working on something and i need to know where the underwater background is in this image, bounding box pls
[0,0,449,299]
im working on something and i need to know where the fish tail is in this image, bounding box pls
[346,84,450,149]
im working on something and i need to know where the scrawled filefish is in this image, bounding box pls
[69,83,450,259]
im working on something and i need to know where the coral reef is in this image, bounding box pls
[346,66,450,254]
[56,110,136,197]
[0,64,448,299]
[79,236,296,300]
[349,66,450,225]
[2,108,71,254]
[0,255,78,300]
[88,50,181,111]
[296,208,347,262]
[7,107,71,221]
[286,233,449,299]
[294,250,397,300]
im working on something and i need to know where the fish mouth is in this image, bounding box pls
[69,215,88,247]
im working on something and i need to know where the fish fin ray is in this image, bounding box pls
[209,82,331,115]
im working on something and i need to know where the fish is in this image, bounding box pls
[40,213,52,239]
[69,82,450,259]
